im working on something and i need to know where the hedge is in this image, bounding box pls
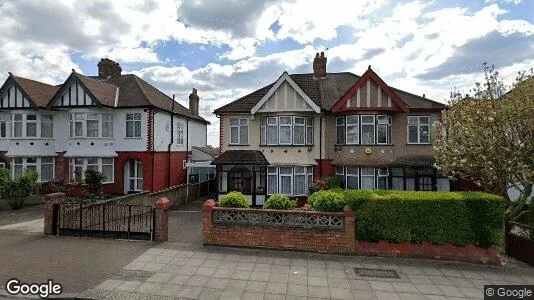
[264,194,296,210]
[309,189,505,248]
[219,192,249,208]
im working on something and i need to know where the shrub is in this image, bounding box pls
[84,170,106,195]
[323,176,340,189]
[308,190,345,212]
[264,194,296,210]
[0,167,10,198]
[8,171,39,210]
[219,191,249,208]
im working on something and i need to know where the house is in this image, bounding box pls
[0,58,209,195]
[185,146,218,184]
[212,52,449,205]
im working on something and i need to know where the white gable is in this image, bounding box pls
[0,84,32,108]
[256,81,314,113]
[53,80,96,107]
[251,72,320,114]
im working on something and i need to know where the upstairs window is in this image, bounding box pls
[336,117,345,144]
[229,118,249,145]
[407,116,430,144]
[176,122,184,144]
[12,114,53,138]
[335,115,392,145]
[360,115,375,145]
[126,113,142,138]
[376,115,392,145]
[346,115,359,144]
[70,113,113,138]
[260,116,313,146]
[0,115,6,138]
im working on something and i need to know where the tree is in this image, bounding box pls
[434,64,534,221]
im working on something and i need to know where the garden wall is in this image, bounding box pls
[202,199,502,265]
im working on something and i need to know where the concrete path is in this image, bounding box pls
[0,204,44,227]
[0,218,43,233]
[169,199,205,245]
[79,242,534,300]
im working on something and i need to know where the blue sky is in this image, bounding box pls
[0,0,533,146]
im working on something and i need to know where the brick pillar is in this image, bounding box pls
[44,192,66,235]
[202,199,217,245]
[344,205,356,252]
[154,198,170,242]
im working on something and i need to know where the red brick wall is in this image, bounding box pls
[202,200,356,253]
[315,159,335,178]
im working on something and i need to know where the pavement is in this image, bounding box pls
[78,242,534,300]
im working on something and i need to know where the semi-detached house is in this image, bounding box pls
[213,52,449,206]
[0,58,209,195]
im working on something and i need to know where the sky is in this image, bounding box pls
[0,0,533,146]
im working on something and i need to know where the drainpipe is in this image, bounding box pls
[319,111,324,178]
[151,108,156,192]
[167,95,175,188]
[185,118,190,202]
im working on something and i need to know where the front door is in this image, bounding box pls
[125,159,143,193]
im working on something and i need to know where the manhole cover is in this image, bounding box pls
[112,270,155,281]
[353,267,400,279]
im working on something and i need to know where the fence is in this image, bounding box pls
[505,221,534,266]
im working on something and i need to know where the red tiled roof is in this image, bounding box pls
[11,75,61,107]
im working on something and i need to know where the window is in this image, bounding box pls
[267,166,314,196]
[361,115,375,145]
[336,117,345,144]
[176,122,184,144]
[86,114,99,137]
[261,116,314,146]
[376,115,391,145]
[229,118,248,145]
[346,167,359,189]
[279,116,292,144]
[293,117,305,145]
[25,115,37,137]
[346,116,359,144]
[0,115,6,138]
[336,166,345,188]
[11,157,54,182]
[377,167,389,189]
[126,113,142,138]
[69,157,115,183]
[102,114,113,138]
[13,114,22,137]
[361,167,375,189]
[69,113,113,138]
[407,116,430,144]
[41,115,53,138]
[72,113,83,137]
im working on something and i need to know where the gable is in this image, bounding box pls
[51,77,98,107]
[332,67,409,113]
[0,82,34,109]
[256,81,314,112]
[251,72,321,114]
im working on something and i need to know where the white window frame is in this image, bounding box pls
[267,167,278,195]
[69,157,115,183]
[376,167,389,190]
[360,115,375,145]
[335,166,345,188]
[407,116,430,144]
[102,114,113,138]
[0,114,7,138]
[267,166,314,196]
[176,122,184,145]
[279,116,293,145]
[346,115,359,145]
[376,115,391,145]
[266,117,278,145]
[69,113,113,138]
[125,113,142,138]
[11,157,55,182]
[306,117,313,145]
[293,166,307,196]
[360,167,376,189]
[346,166,359,189]
[292,116,306,145]
[260,117,266,145]
[40,115,54,138]
[12,114,50,139]
[336,117,345,145]
[279,167,293,196]
[229,118,249,145]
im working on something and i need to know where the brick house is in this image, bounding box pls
[213,52,448,206]
[0,58,209,195]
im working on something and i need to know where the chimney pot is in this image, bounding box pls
[189,88,200,117]
[423,93,426,98]
[320,51,324,57]
[313,52,327,79]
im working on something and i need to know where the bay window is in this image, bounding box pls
[260,116,313,146]
[69,157,115,183]
[41,115,54,138]
[70,113,113,138]
[229,118,249,145]
[266,166,314,196]
[335,114,392,145]
[11,157,55,182]
[336,166,390,190]
[126,113,142,138]
[407,116,430,144]
[12,114,53,138]
[0,115,6,138]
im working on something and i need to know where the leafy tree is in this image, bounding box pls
[434,64,534,221]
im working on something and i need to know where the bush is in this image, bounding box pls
[7,171,39,210]
[323,176,340,189]
[84,170,106,195]
[264,194,296,210]
[307,189,505,247]
[308,190,345,212]
[219,191,249,208]
[0,167,10,198]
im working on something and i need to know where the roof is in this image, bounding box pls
[11,75,61,107]
[211,150,269,165]
[74,72,118,107]
[214,72,446,114]
[193,146,219,158]
[390,155,436,167]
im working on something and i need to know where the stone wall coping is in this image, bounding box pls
[212,206,348,216]
[155,197,171,209]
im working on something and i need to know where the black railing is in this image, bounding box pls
[56,200,154,241]
[505,221,534,266]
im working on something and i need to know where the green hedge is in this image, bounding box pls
[219,192,249,208]
[264,194,296,210]
[308,189,505,247]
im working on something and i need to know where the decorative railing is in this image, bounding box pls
[212,208,345,230]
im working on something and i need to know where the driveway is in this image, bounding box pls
[168,199,206,246]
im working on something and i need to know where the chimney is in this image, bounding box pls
[97,58,122,79]
[313,52,327,79]
[189,88,199,116]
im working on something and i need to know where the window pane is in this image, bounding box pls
[335,166,344,175]
[336,125,345,144]
[419,116,429,124]
[230,119,239,126]
[377,176,388,190]
[392,177,404,190]
[405,178,415,190]
[361,115,374,123]
[41,120,53,138]
[346,125,358,144]
[75,122,83,137]
[408,126,418,143]
[239,119,248,126]
[294,174,306,195]
[41,163,54,182]
[361,167,374,176]
[14,165,23,179]
[294,166,305,174]
[279,167,292,174]
[26,115,37,121]
[280,176,292,195]
[126,121,133,137]
[126,114,133,120]
[306,125,313,145]
[102,165,113,183]
[102,158,113,164]
[347,175,359,189]
[361,176,374,189]
[230,127,239,144]
[336,117,344,126]
[361,124,375,144]
[260,118,266,145]
[420,125,429,143]
[280,125,291,144]
[377,125,387,144]
[407,116,418,124]
[280,117,292,125]
[27,157,37,164]
[14,114,22,121]
[346,116,358,124]
[134,121,141,137]
[14,122,22,137]
[0,122,5,138]
[267,125,278,144]
[41,157,53,164]
[377,115,388,124]
[293,126,304,144]
[267,174,278,194]
[346,167,359,175]
[26,123,37,137]
[239,125,248,144]
[87,120,99,137]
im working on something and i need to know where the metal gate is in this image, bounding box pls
[505,221,534,266]
[55,201,154,241]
